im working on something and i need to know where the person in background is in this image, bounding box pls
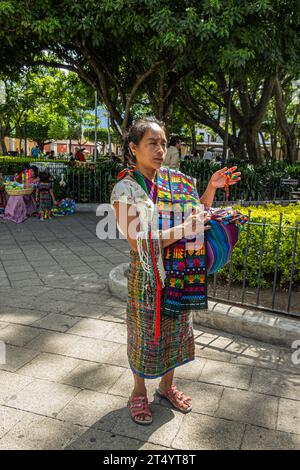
[203,147,213,162]
[164,136,181,170]
[29,166,40,185]
[36,171,57,220]
[31,145,40,158]
[214,156,222,167]
[50,150,55,159]
[75,148,86,162]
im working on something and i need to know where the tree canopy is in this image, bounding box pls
[2,1,300,162]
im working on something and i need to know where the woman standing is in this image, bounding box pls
[111,118,242,425]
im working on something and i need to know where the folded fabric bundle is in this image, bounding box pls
[205,207,248,274]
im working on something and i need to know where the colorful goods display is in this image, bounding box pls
[51,198,76,217]
[4,170,33,196]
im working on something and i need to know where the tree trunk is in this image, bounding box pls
[0,127,8,155]
[274,77,298,164]
[260,131,271,161]
[191,125,196,154]
[244,128,262,164]
[0,137,7,156]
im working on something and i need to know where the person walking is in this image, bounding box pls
[164,136,181,170]
[110,117,242,425]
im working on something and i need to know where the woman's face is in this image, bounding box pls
[129,123,167,170]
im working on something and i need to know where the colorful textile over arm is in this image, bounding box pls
[205,207,249,274]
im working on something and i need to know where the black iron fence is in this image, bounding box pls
[208,212,299,317]
[49,166,300,204]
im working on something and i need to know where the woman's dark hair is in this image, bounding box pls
[31,166,39,178]
[123,117,166,166]
[169,136,181,147]
[39,171,50,183]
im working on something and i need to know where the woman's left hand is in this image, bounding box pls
[209,166,241,189]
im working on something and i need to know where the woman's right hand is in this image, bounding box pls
[181,209,211,238]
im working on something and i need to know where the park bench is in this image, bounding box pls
[280,178,299,199]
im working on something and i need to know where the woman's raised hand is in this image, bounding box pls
[209,166,241,189]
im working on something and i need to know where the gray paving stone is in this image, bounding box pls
[0,405,28,438]
[67,318,116,339]
[7,271,41,281]
[199,359,253,389]
[194,330,223,344]
[0,324,43,347]
[57,389,126,431]
[31,299,78,314]
[5,265,34,274]
[0,307,48,325]
[172,357,206,381]
[277,349,300,374]
[195,345,234,362]
[70,292,110,306]
[216,388,279,429]
[10,279,44,288]
[0,253,27,262]
[224,339,252,354]
[104,344,129,368]
[99,308,126,323]
[66,427,143,450]
[241,424,300,450]
[25,330,82,355]
[39,288,82,302]
[172,413,245,450]
[0,344,40,373]
[104,323,127,345]
[0,370,33,405]
[0,412,85,450]
[31,313,81,333]
[277,398,300,434]
[66,304,112,319]
[250,368,300,400]
[230,343,281,369]
[64,337,121,363]
[61,361,126,393]
[17,353,83,382]
[5,378,80,417]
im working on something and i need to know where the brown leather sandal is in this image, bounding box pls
[156,385,192,413]
[128,395,153,425]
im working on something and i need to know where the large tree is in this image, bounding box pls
[1,68,93,153]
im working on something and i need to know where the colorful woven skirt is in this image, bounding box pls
[127,250,195,379]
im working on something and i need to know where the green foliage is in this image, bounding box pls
[181,159,300,201]
[52,163,122,204]
[216,203,300,288]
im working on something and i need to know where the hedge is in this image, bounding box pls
[217,202,300,288]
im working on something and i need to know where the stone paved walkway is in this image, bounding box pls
[0,214,299,450]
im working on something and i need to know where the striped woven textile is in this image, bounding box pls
[127,249,195,378]
[206,219,239,274]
